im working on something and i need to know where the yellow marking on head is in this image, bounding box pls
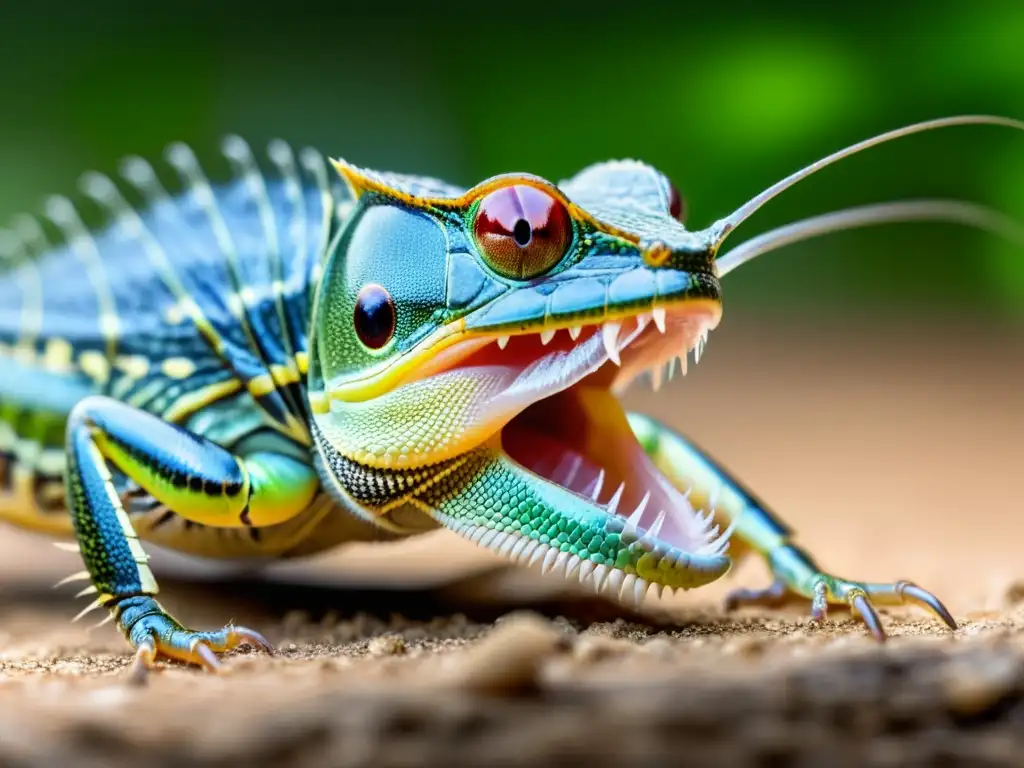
[43,338,74,373]
[78,350,111,385]
[309,391,328,415]
[329,158,645,246]
[160,357,197,380]
[325,318,467,403]
[114,355,151,379]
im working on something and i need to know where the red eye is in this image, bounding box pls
[668,182,686,222]
[472,184,572,280]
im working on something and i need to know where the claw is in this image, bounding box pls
[117,597,274,678]
[896,580,957,630]
[851,593,885,642]
[194,642,223,672]
[810,580,828,622]
[130,640,158,686]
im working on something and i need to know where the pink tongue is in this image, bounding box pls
[500,388,711,553]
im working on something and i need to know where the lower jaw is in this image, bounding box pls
[498,380,733,585]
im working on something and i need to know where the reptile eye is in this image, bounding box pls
[472,185,572,280]
[353,283,396,350]
[667,182,686,222]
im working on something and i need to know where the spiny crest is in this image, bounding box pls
[1,135,349,273]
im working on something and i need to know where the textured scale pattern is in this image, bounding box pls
[0,112,992,670]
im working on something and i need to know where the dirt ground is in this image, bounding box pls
[1,315,1023,767]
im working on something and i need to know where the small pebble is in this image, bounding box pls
[439,612,569,695]
[367,635,407,657]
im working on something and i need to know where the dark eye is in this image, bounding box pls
[667,182,686,222]
[353,283,396,350]
[472,184,572,280]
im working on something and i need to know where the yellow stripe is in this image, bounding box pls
[163,378,243,424]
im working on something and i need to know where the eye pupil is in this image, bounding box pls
[353,283,396,350]
[472,185,572,279]
[512,218,532,246]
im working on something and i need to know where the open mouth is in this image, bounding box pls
[412,299,733,566]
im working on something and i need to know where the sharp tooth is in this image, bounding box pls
[552,551,571,576]
[633,577,650,607]
[646,509,666,539]
[652,307,666,333]
[496,335,510,350]
[520,540,540,563]
[602,322,621,365]
[650,365,663,392]
[564,554,582,580]
[666,357,677,381]
[619,573,638,604]
[541,548,560,575]
[606,482,625,514]
[589,469,605,501]
[553,453,583,490]
[696,330,709,363]
[528,545,547,568]
[625,491,650,532]
[678,353,688,376]
[605,569,625,598]
[569,325,582,341]
[510,537,530,561]
[539,329,556,345]
[636,313,650,332]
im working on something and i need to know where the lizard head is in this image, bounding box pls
[306,115,1024,606]
[307,157,731,601]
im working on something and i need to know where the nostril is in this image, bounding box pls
[641,242,672,268]
[641,240,718,272]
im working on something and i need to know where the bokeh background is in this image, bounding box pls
[1,0,1022,317]
[0,1,1023,617]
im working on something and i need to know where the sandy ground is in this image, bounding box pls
[1,315,1023,767]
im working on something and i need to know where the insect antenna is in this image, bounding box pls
[717,199,1024,277]
[700,114,1024,251]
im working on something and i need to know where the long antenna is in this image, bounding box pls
[703,115,1024,249]
[715,199,1024,277]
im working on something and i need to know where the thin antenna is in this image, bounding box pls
[717,199,1024,277]
[704,115,1024,249]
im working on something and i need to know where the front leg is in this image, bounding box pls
[65,396,319,677]
[626,412,956,641]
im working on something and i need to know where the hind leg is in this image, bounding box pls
[65,396,319,677]
[627,412,955,641]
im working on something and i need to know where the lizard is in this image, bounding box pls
[0,114,1021,677]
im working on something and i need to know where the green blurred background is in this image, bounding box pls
[1,0,1022,319]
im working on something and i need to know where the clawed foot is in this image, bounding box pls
[724,575,956,641]
[115,596,274,682]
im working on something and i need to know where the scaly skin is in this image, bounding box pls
[4,116,1022,674]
